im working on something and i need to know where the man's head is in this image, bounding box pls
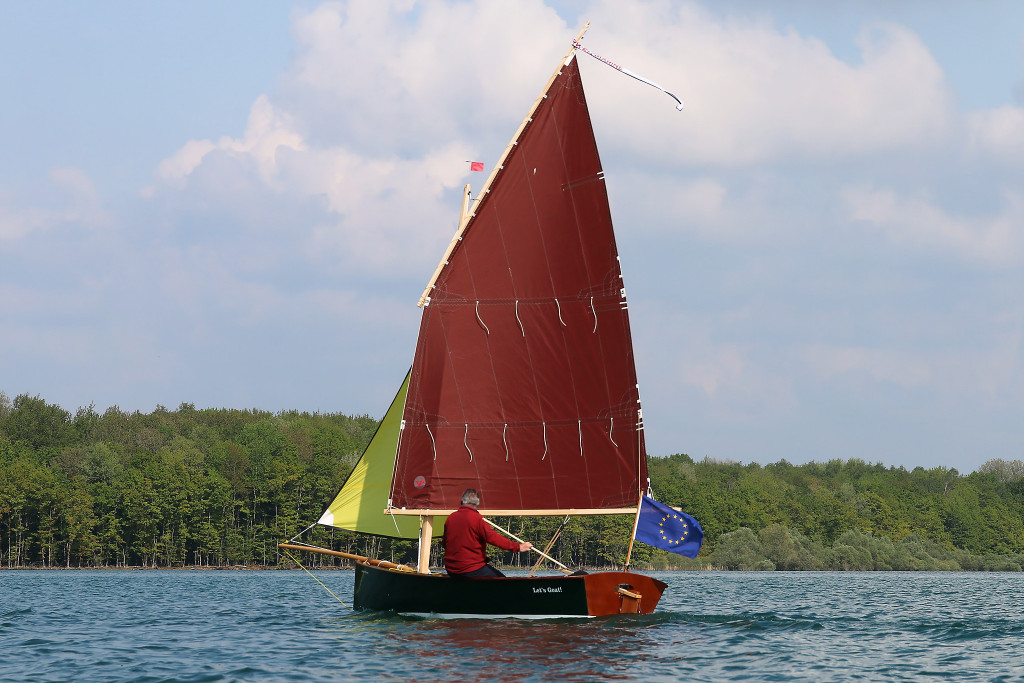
[461,489,480,507]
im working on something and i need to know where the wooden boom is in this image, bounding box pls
[278,543,414,572]
[387,506,637,516]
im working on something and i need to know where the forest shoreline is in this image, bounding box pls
[4,393,1024,572]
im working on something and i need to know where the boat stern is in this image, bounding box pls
[582,571,668,615]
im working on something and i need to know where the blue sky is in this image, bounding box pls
[2,1,1023,473]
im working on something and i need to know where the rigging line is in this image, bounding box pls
[528,514,570,577]
[482,517,572,574]
[426,423,437,461]
[475,300,490,335]
[555,298,567,327]
[590,296,598,333]
[464,423,474,462]
[288,520,318,543]
[515,300,525,337]
[609,417,618,447]
[282,549,348,608]
[562,172,605,190]
[541,422,549,461]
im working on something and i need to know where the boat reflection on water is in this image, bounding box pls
[348,609,678,682]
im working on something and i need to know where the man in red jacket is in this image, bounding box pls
[442,489,532,577]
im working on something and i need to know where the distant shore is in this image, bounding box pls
[0,565,346,571]
[4,565,1022,573]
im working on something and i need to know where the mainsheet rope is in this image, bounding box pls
[482,517,572,575]
[282,549,349,608]
[288,521,318,543]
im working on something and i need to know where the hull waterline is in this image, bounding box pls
[353,562,667,618]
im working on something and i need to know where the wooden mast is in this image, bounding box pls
[412,183,472,574]
[417,22,590,307]
[416,516,433,573]
[623,492,644,570]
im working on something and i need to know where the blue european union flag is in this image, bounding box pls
[634,495,704,557]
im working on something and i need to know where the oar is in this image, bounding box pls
[277,543,414,572]
[528,515,570,578]
[482,518,573,575]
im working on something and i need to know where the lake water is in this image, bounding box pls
[2,570,1023,681]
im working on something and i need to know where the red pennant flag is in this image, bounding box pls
[470,161,484,172]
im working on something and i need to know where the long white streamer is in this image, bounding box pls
[573,40,684,111]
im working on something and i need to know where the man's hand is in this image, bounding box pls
[519,542,533,552]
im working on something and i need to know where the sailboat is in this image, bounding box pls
[281,26,681,617]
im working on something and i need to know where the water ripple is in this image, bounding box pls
[2,570,1024,681]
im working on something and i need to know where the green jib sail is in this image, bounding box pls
[317,370,445,539]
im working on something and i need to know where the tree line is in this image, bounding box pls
[2,391,1023,571]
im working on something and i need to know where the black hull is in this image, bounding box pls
[353,562,667,617]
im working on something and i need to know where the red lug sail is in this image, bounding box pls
[391,55,647,513]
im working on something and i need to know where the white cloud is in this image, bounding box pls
[632,302,798,425]
[9,0,1024,469]
[0,197,48,241]
[843,185,1024,266]
[155,95,305,187]
[625,175,729,232]
[801,344,931,389]
[147,2,575,277]
[966,105,1024,164]
[799,308,1024,407]
[577,4,954,166]
[0,167,111,240]
[282,0,569,150]
[146,0,980,281]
